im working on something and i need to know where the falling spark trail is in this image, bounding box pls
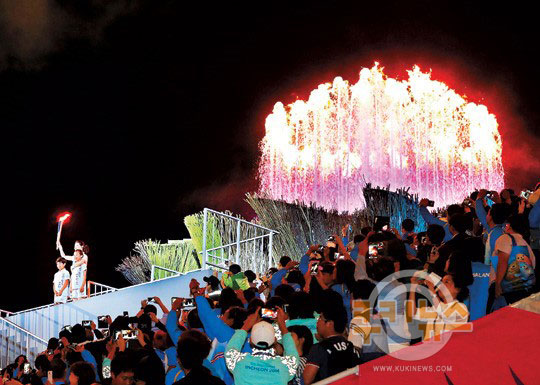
[258,64,504,211]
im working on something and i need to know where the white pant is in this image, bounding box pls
[54,293,68,304]
[71,288,87,299]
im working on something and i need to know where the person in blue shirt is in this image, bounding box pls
[475,191,509,266]
[399,218,418,258]
[418,198,465,242]
[330,260,356,323]
[493,214,536,304]
[348,234,366,263]
[285,292,318,341]
[298,245,322,275]
[173,330,225,385]
[270,256,299,296]
[225,307,299,385]
[530,192,540,229]
[193,294,248,344]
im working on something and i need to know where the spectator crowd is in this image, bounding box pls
[2,184,539,385]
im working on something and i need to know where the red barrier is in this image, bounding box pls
[330,307,540,384]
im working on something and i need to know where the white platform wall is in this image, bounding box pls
[6,269,212,342]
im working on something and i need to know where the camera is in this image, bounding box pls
[426,200,435,207]
[521,190,532,200]
[208,290,222,302]
[115,329,139,340]
[98,315,109,329]
[368,242,384,258]
[182,298,194,307]
[373,216,390,232]
[81,320,92,328]
[310,262,320,275]
[147,297,155,302]
[260,307,277,320]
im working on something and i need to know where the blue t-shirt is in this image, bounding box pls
[419,206,452,242]
[466,262,490,321]
[349,248,359,262]
[331,283,352,323]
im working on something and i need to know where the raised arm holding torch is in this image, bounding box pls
[56,212,71,250]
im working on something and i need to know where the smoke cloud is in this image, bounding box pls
[0,0,138,69]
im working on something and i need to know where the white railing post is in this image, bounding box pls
[150,265,155,282]
[235,220,241,265]
[202,208,208,269]
[268,232,274,270]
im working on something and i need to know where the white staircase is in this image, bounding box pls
[1,269,211,367]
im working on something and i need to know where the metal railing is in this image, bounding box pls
[150,265,181,281]
[87,281,118,297]
[0,317,47,369]
[0,309,13,318]
[200,208,279,275]
[11,281,118,317]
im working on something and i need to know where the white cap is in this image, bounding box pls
[251,321,276,349]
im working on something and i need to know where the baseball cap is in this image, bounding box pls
[203,275,220,287]
[250,321,276,349]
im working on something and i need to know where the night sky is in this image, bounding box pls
[1,1,539,311]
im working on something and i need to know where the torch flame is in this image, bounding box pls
[258,63,504,211]
[57,212,71,223]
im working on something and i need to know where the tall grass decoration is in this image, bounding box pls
[185,209,276,274]
[246,185,426,261]
[362,184,427,232]
[116,239,199,284]
[117,186,427,284]
[184,212,224,268]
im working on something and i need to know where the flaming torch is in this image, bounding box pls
[56,212,72,249]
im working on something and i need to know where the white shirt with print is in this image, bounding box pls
[53,269,70,303]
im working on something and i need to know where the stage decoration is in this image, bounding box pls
[258,64,504,211]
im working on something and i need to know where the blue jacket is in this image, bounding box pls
[81,349,99,381]
[195,296,252,353]
[166,310,183,346]
[225,330,299,385]
[419,206,452,242]
[270,269,289,296]
[466,262,490,321]
[298,254,310,275]
[209,342,234,385]
[196,296,234,343]
[476,199,505,264]
[530,202,540,228]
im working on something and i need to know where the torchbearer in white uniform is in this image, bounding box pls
[70,250,87,300]
[53,257,70,304]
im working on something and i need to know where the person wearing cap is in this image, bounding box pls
[225,307,299,385]
[203,275,221,292]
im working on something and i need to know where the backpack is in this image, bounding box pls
[492,234,535,293]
